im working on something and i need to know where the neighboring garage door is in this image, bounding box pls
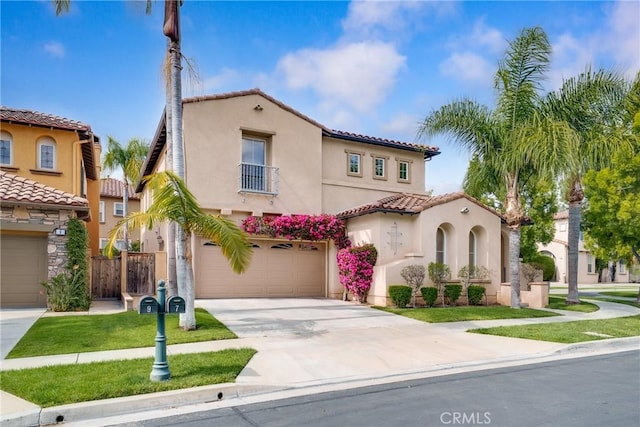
[1,234,48,308]
[196,238,326,298]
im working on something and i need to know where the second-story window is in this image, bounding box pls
[241,136,266,192]
[346,150,363,177]
[397,159,411,183]
[114,202,124,217]
[372,155,388,180]
[99,201,106,223]
[37,137,56,170]
[0,131,12,166]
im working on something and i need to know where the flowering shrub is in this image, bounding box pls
[242,214,350,249]
[337,244,378,302]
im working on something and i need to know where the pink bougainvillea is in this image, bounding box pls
[337,244,378,303]
[242,214,350,249]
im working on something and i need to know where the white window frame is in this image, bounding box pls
[436,227,446,265]
[37,137,56,170]
[397,159,411,183]
[469,230,477,269]
[346,150,363,177]
[619,259,626,274]
[99,201,106,223]
[0,132,12,166]
[587,254,594,274]
[114,202,124,217]
[372,154,388,180]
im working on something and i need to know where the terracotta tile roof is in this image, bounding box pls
[1,106,99,180]
[138,88,440,191]
[100,178,140,199]
[554,210,569,220]
[325,129,439,158]
[0,106,92,132]
[337,191,504,220]
[0,170,89,209]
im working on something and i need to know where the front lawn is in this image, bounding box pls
[7,308,235,359]
[374,305,560,323]
[469,315,640,343]
[0,349,256,407]
[547,296,599,312]
[596,291,639,298]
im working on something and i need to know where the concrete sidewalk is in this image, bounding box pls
[1,295,639,427]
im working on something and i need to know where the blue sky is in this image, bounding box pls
[2,1,638,194]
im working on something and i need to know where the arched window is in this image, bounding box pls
[37,137,56,170]
[469,231,477,269]
[0,131,12,166]
[436,227,446,264]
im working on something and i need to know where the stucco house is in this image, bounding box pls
[99,177,141,251]
[137,89,511,304]
[0,107,101,307]
[539,210,630,284]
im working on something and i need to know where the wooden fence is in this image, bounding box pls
[91,252,155,299]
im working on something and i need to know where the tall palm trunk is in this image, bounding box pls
[163,0,190,327]
[566,178,584,303]
[164,39,178,298]
[122,181,129,249]
[505,175,523,308]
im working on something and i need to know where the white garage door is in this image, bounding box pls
[1,234,48,308]
[195,238,326,298]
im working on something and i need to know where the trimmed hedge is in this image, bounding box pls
[467,285,486,305]
[420,287,438,307]
[444,284,462,305]
[529,254,555,281]
[389,285,412,308]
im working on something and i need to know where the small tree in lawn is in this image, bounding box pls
[401,264,426,308]
[428,262,450,307]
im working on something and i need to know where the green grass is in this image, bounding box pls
[0,349,256,407]
[597,291,639,298]
[547,296,599,312]
[470,315,640,343]
[374,305,560,323]
[7,308,235,359]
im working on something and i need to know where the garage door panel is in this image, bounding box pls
[196,239,325,298]
[1,235,48,308]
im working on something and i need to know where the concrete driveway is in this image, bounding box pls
[0,308,45,359]
[196,298,564,388]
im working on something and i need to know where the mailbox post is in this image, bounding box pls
[139,280,185,382]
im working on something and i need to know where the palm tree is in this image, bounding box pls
[55,0,186,305]
[419,27,571,308]
[102,137,149,249]
[540,69,631,303]
[106,171,252,330]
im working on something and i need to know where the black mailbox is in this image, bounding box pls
[139,296,159,314]
[166,296,186,314]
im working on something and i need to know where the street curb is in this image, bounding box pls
[4,337,638,426]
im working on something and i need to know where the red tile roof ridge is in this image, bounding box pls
[100,177,140,199]
[0,170,89,208]
[1,106,92,132]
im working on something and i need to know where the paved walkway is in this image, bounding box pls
[1,288,638,426]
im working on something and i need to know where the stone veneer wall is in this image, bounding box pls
[1,205,75,280]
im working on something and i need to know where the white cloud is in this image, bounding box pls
[199,68,240,93]
[341,0,458,42]
[380,112,421,139]
[469,18,506,53]
[277,41,405,113]
[44,41,65,58]
[602,0,640,77]
[439,52,493,85]
[548,33,596,91]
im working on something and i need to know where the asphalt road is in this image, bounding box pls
[116,351,640,427]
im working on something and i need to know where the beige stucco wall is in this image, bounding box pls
[342,197,503,306]
[99,196,141,248]
[182,95,324,216]
[321,137,425,214]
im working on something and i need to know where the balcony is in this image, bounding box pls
[238,163,279,195]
